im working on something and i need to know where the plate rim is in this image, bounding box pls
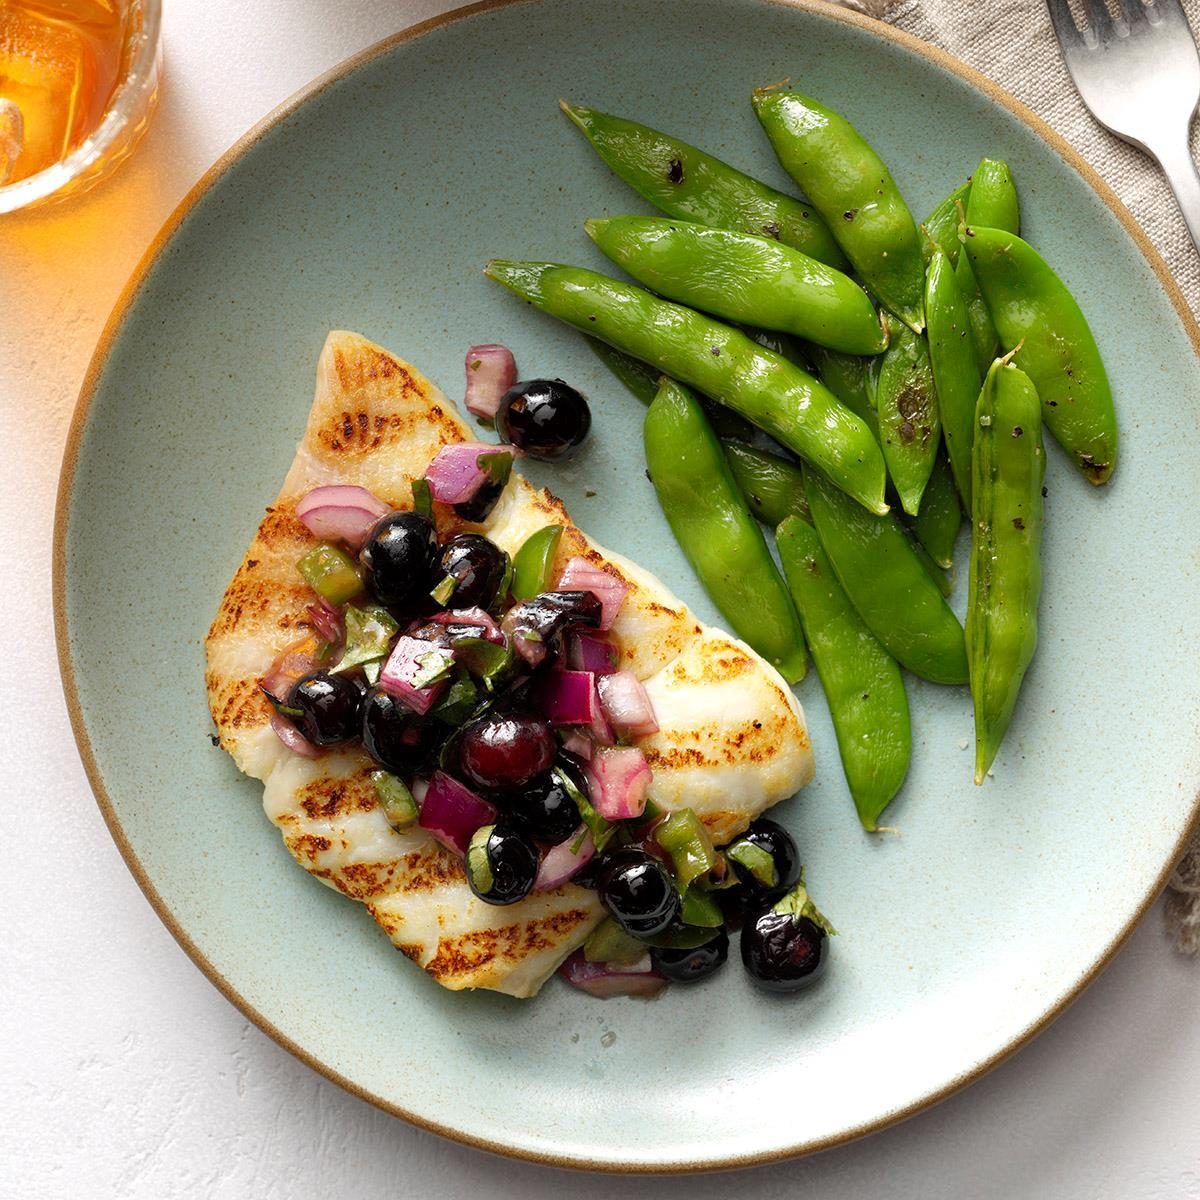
[53,0,1200,1173]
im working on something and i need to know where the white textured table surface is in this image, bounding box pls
[4,3,1199,1196]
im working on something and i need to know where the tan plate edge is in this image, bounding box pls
[53,0,1200,1175]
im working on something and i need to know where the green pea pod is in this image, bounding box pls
[922,179,972,265]
[560,102,847,268]
[925,248,983,510]
[584,336,660,405]
[962,227,1117,484]
[909,452,962,570]
[777,515,910,830]
[486,260,889,513]
[968,358,1045,782]
[806,345,878,436]
[586,216,887,355]
[644,378,807,682]
[753,88,926,333]
[586,339,759,443]
[955,158,1021,368]
[873,321,940,516]
[803,466,968,684]
[723,440,810,526]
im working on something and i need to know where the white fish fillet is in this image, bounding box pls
[205,331,813,997]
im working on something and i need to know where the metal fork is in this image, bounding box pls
[1048,0,1200,254]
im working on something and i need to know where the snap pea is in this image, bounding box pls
[777,515,910,831]
[585,336,660,405]
[586,216,887,355]
[806,345,878,435]
[644,378,807,682]
[925,248,983,510]
[560,102,847,268]
[585,338,760,442]
[956,158,1021,368]
[967,358,1045,782]
[910,452,962,570]
[962,227,1117,484]
[486,260,889,513]
[921,179,972,265]
[872,320,940,516]
[753,88,926,333]
[723,440,810,526]
[803,466,968,685]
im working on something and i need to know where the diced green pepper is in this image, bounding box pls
[430,574,458,606]
[680,886,723,928]
[411,477,433,520]
[726,838,778,890]
[332,605,398,674]
[297,543,362,605]
[655,808,717,890]
[584,919,647,964]
[371,770,419,829]
[511,524,564,600]
[410,648,455,689]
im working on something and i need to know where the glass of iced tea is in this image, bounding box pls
[0,0,161,213]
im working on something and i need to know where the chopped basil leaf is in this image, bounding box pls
[555,764,614,851]
[453,636,513,691]
[476,450,514,489]
[583,920,646,965]
[771,869,837,935]
[431,669,479,725]
[331,605,398,674]
[410,649,455,689]
[680,886,724,928]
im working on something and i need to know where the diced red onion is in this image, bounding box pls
[305,601,343,644]
[560,730,594,761]
[597,671,659,738]
[269,712,320,759]
[379,636,452,715]
[419,771,497,856]
[586,746,652,820]
[426,607,505,645]
[411,778,430,806]
[589,706,616,747]
[296,485,391,549]
[464,344,517,420]
[535,827,595,890]
[567,632,618,675]
[532,670,600,727]
[260,638,321,697]
[425,442,504,505]
[558,950,667,999]
[556,558,629,631]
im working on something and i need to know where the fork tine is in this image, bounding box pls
[1149,0,1189,25]
[1082,0,1115,39]
[1115,0,1148,28]
[1046,0,1085,46]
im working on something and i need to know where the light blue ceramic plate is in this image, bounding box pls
[56,0,1200,1172]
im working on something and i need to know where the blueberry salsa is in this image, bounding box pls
[262,366,833,998]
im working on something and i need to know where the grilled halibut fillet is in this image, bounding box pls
[205,331,813,997]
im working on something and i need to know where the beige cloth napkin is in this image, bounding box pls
[836,0,1200,952]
